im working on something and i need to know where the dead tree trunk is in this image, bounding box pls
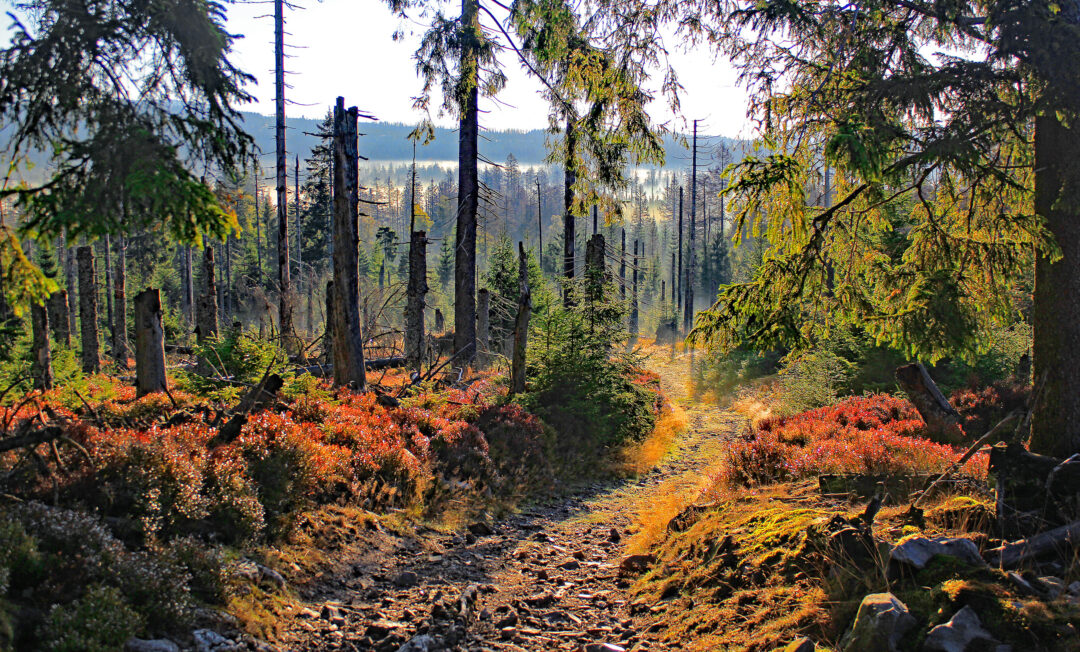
[64,242,77,336]
[477,288,490,369]
[182,246,194,326]
[47,290,70,348]
[134,289,167,397]
[895,363,961,440]
[113,234,130,364]
[630,239,639,342]
[322,280,334,365]
[563,118,577,307]
[76,246,100,374]
[453,0,480,361]
[584,232,606,305]
[405,230,428,373]
[196,246,220,344]
[274,0,299,358]
[435,309,445,333]
[31,302,52,390]
[103,236,114,353]
[331,97,366,389]
[511,242,531,395]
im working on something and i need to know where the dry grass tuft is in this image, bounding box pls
[617,401,689,477]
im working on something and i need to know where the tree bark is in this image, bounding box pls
[454,0,480,362]
[274,0,299,358]
[182,245,194,326]
[65,242,77,337]
[103,235,114,354]
[113,234,130,363]
[31,301,52,390]
[405,230,429,373]
[630,239,639,342]
[619,229,626,300]
[584,232,606,305]
[196,245,219,344]
[477,288,490,369]
[1031,112,1080,457]
[511,242,531,395]
[76,246,100,374]
[435,309,445,333]
[134,288,167,397]
[563,118,577,306]
[331,97,366,389]
[322,279,334,365]
[47,290,70,349]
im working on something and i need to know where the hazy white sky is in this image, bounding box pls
[224,0,753,137]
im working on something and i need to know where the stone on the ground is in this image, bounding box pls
[1036,576,1066,598]
[609,528,621,543]
[619,554,655,575]
[923,606,1001,652]
[257,563,286,589]
[125,639,180,652]
[584,643,626,652]
[192,629,240,652]
[839,593,915,652]
[396,634,438,652]
[783,637,816,652]
[393,570,419,587]
[468,521,495,536]
[889,536,986,570]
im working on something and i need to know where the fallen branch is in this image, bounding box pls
[0,426,65,454]
[986,519,1080,568]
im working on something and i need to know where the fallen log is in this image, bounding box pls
[0,426,65,454]
[293,357,407,378]
[986,519,1080,568]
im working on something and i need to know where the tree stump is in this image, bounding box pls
[134,289,167,397]
[31,302,52,390]
[331,97,366,389]
[76,245,100,374]
[895,363,961,441]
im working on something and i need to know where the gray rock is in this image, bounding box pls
[1036,576,1066,598]
[923,606,1000,652]
[784,637,816,652]
[840,593,916,652]
[396,634,438,652]
[192,630,238,652]
[890,537,986,570]
[257,563,286,589]
[393,570,419,587]
[125,639,181,652]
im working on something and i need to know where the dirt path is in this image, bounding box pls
[278,349,740,652]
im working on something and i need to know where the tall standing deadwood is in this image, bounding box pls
[477,288,490,368]
[322,279,334,365]
[76,245,100,374]
[47,290,70,348]
[134,288,167,397]
[435,309,445,333]
[331,97,366,389]
[405,230,429,373]
[113,234,130,363]
[630,239,639,341]
[31,301,52,390]
[103,236,114,352]
[584,232,606,304]
[684,121,698,334]
[182,245,194,325]
[454,0,480,361]
[275,0,299,357]
[676,186,683,317]
[511,241,531,395]
[196,245,219,344]
[619,229,626,300]
[64,242,77,336]
[563,119,577,306]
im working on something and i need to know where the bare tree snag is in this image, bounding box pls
[435,309,445,333]
[47,290,70,348]
[64,239,77,337]
[322,279,334,365]
[619,228,626,300]
[331,97,366,389]
[584,233,606,304]
[630,239,639,341]
[454,0,480,361]
[895,363,961,440]
[511,242,531,395]
[274,0,299,359]
[477,288,490,370]
[196,245,219,344]
[103,235,114,352]
[31,301,52,390]
[113,234,130,363]
[405,230,428,373]
[563,118,576,307]
[134,289,167,397]
[182,245,194,326]
[76,246,100,374]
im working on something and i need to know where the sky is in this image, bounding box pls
[224,0,753,138]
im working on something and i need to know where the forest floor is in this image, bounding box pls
[268,347,740,652]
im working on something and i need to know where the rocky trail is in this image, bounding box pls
[272,351,741,652]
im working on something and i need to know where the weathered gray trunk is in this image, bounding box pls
[405,230,429,373]
[275,0,298,357]
[76,246,100,374]
[196,246,219,343]
[182,246,194,325]
[31,302,52,390]
[113,235,130,363]
[563,118,577,307]
[454,0,480,360]
[619,229,626,300]
[630,239,639,341]
[134,288,167,397]
[584,233,606,304]
[322,280,334,365]
[510,242,531,395]
[47,290,70,348]
[331,97,366,389]
[65,242,77,336]
[476,288,490,369]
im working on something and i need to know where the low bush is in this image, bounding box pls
[719,394,988,486]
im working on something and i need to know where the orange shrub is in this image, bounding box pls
[722,394,988,486]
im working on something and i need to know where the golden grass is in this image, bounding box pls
[617,401,689,476]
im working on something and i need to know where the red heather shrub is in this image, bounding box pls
[723,394,988,486]
[949,381,1029,439]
